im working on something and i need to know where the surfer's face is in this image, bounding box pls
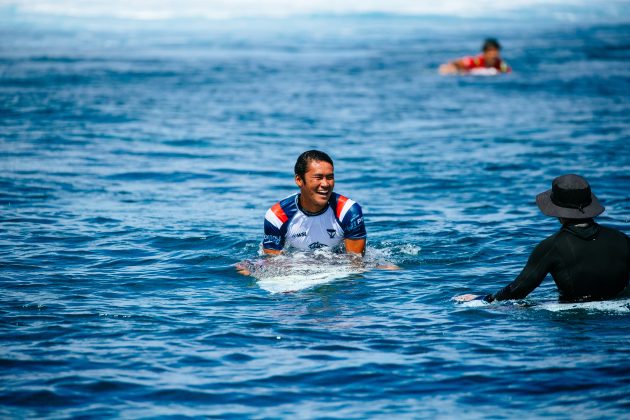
[483,47,500,66]
[295,159,335,213]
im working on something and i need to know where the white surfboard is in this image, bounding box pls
[457,296,630,313]
[535,298,630,313]
[256,269,355,294]
[469,67,500,76]
[242,250,366,293]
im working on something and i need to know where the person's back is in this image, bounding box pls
[456,174,629,303]
[553,224,629,299]
[495,222,630,302]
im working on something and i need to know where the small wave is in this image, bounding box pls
[368,243,421,263]
[105,171,215,182]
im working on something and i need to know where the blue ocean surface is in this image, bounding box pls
[1,6,630,418]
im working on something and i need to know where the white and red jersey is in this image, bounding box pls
[263,193,366,252]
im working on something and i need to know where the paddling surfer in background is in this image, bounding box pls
[439,38,511,75]
[456,174,630,303]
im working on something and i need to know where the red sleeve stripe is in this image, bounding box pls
[336,195,348,219]
[271,203,289,224]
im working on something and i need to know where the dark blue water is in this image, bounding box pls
[1,13,630,418]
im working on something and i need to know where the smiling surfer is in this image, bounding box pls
[456,174,630,303]
[262,150,367,256]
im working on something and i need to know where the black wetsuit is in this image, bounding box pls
[487,221,630,302]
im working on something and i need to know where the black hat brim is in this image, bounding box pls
[536,189,604,219]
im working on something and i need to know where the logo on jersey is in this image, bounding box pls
[309,242,327,250]
[346,216,364,230]
[326,229,336,239]
[263,234,281,245]
[292,231,307,238]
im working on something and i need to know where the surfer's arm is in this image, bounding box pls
[439,57,471,74]
[339,201,367,256]
[263,208,286,254]
[438,61,464,74]
[438,63,457,74]
[345,238,366,256]
[489,239,555,302]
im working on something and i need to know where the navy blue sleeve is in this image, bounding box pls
[341,203,367,240]
[263,219,285,251]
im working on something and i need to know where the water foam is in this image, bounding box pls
[240,249,362,293]
[240,245,401,293]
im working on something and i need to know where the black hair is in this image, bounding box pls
[482,38,501,52]
[294,150,334,180]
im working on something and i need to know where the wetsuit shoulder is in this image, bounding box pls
[599,224,630,241]
[523,232,560,264]
[598,225,630,267]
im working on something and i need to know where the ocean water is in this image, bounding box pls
[1,8,630,418]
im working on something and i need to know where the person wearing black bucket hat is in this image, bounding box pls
[536,174,605,219]
[456,174,629,303]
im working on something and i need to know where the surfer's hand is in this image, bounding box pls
[235,262,251,276]
[376,264,400,270]
[438,63,458,75]
[454,294,479,302]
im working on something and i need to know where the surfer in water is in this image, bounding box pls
[236,150,375,276]
[439,38,511,75]
[260,150,367,256]
[456,174,630,303]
